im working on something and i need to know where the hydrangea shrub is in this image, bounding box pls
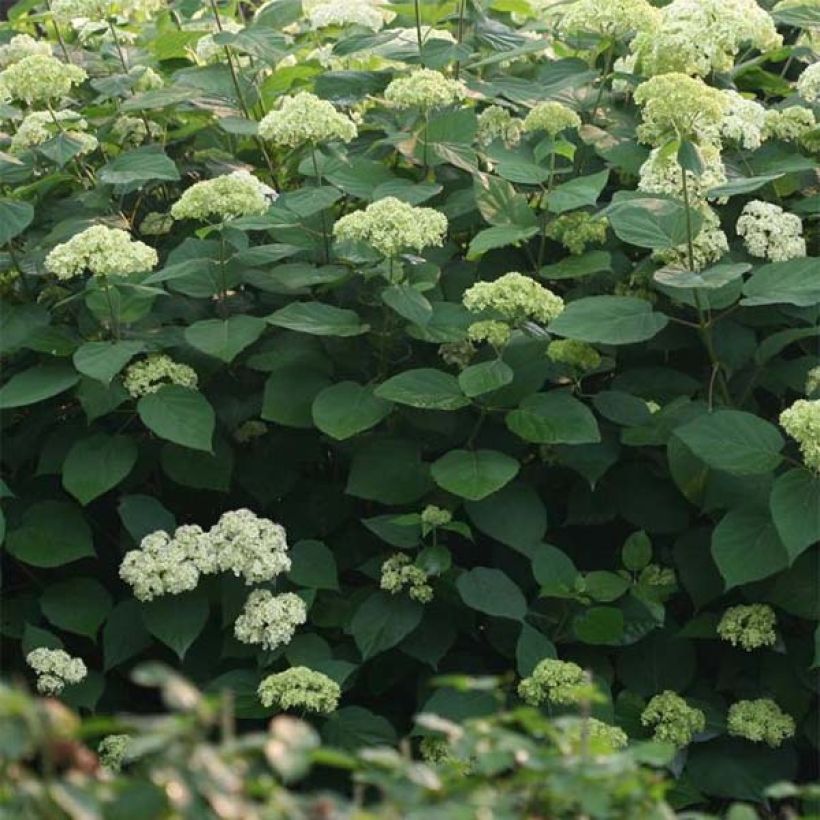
[0,0,817,810]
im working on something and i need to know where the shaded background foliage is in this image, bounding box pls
[0,0,818,813]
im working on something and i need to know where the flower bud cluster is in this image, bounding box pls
[546,212,608,256]
[234,590,307,650]
[640,691,705,747]
[384,68,466,110]
[171,170,276,222]
[727,699,795,747]
[780,400,820,473]
[717,604,777,651]
[736,201,806,262]
[522,101,581,137]
[258,666,341,713]
[463,272,564,326]
[26,648,87,696]
[547,339,601,372]
[0,54,86,104]
[518,658,586,706]
[123,354,199,398]
[258,91,358,147]
[380,553,433,603]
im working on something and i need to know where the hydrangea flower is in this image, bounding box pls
[639,564,676,587]
[209,508,291,585]
[467,320,512,348]
[98,734,131,772]
[547,339,601,372]
[629,0,782,77]
[333,196,447,258]
[476,105,523,147]
[638,145,727,203]
[717,604,777,651]
[806,366,820,398]
[11,111,98,156]
[258,667,340,713]
[546,212,608,255]
[736,201,806,262]
[421,505,452,529]
[522,101,581,137]
[26,648,87,696]
[119,529,206,601]
[463,272,565,326]
[518,658,586,706]
[45,225,158,281]
[50,0,109,22]
[763,106,817,142]
[258,91,357,147]
[439,340,475,369]
[563,717,629,750]
[234,590,307,650]
[634,74,727,146]
[717,90,768,150]
[139,212,174,236]
[0,54,86,104]
[123,354,199,398]
[559,0,660,39]
[727,699,796,747]
[640,691,705,747]
[129,65,164,92]
[0,34,52,68]
[780,400,820,473]
[309,0,384,31]
[797,62,820,103]
[110,114,161,146]
[380,553,433,603]
[384,68,467,110]
[171,171,276,222]
[194,19,243,64]
[655,206,729,272]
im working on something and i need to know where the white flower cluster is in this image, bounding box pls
[258,92,358,147]
[120,510,291,600]
[194,20,243,63]
[638,145,727,203]
[45,225,158,280]
[655,206,729,272]
[717,90,768,150]
[797,62,820,103]
[763,106,817,142]
[522,101,581,137]
[384,68,466,110]
[559,0,660,40]
[171,171,276,222]
[309,0,384,31]
[780,399,820,473]
[476,105,522,147]
[0,34,51,68]
[110,114,161,145]
[11,111,98,156]
[463,272,565,325]
[234,589,307,650]
[333,196,448,258]
[258,667,340,713]
[629,0,782,77]
[0,54,86,104]
[736,201,806,262]
[26,648,87,695]
[380,553,433,603]
[123,354,198,398]
[50,0,109,22]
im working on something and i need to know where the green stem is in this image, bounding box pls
[108,20,129,72]
[422,110,429,177]
[311,146,330,264]
[102,279,120,340]
[537,151,557,271]
[45,0,71,63]
[589,43,614,124]
[218,229,228,317]
[454,0,467,79]
[414,0,425,67]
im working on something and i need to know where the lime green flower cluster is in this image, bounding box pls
[718,90,768,150]
[634,73,727,146]
[234,590,307,651]
[419,736,454,764]
[0,34,51,67]
[45,225,158,280]
[333,196,447,258]
[26,648,87,696]
[0,54,86,104]
[381,554,433,603]
[563,717,629,751]
[171,171,276,222]
[640,691,705,747]
[763,106,817,143]
[629,0,781,78]
[309,0,384,31]
[258,92,358,147]
[439,340,476,369]
[98,734,131,772]
[139,211,173,236]
[11,111,98,156]
[522,101,581,137]
[123,354,198,398]
[547,339,601,372]
[50,0,109,21]
[518,658,586,706]
[467,320,511,349]
[780,400,820,473]
[638,564,676,587]
[727,699,795,748]
[384,68,467,110]
[258,667,341,714]
[421,505,452,529]
[805,366,820,398]
[736,201,806,263]
[638,144,727,202]
[546,212,608,255]
[717,604,777,651]
[797,62,820,103]
[654,206,729,272]
[476,105,523,147]
[559,0,660,39]
[463,272,565,326]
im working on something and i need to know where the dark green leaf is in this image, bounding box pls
[375,368,469,410]
[431,449,519,501]
[456,567,527,620]
[548,296,668,345]
[62,433,137,504]
[41,577,113,638]
[506,391,600,444]
[350,591,423,659]
[0,363,79,409]
[137,385,215,452]
[312,381,391,440]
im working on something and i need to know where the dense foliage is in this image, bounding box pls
[0,0,818,813]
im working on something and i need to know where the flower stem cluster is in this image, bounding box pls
[467,320,511,349]
[640,691,705,747]
[258,667,341,713]
[518,658,586,706]
[384,68,466,110]
[562,717,629,751]
[463,272,564,326]
[11,111,98,156]
[559,0,660,39]
[45,225,158,280]
[234,590,307,650]
[522,101,581,137]
[308,1,384,31]
[26,648,87,696]
[257,92,358,147]
[716,604,777,651]
[380,553,433,603]
[0,54,86,104]
[727,699,795,747]
[171,171,276,222]
[123,354,198,398]
[0,34,52,68]
[779,400,820,473]
[736,201,806,262]
[476,105,522,147]
[546,211,608,255]
[333,196,447,258]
